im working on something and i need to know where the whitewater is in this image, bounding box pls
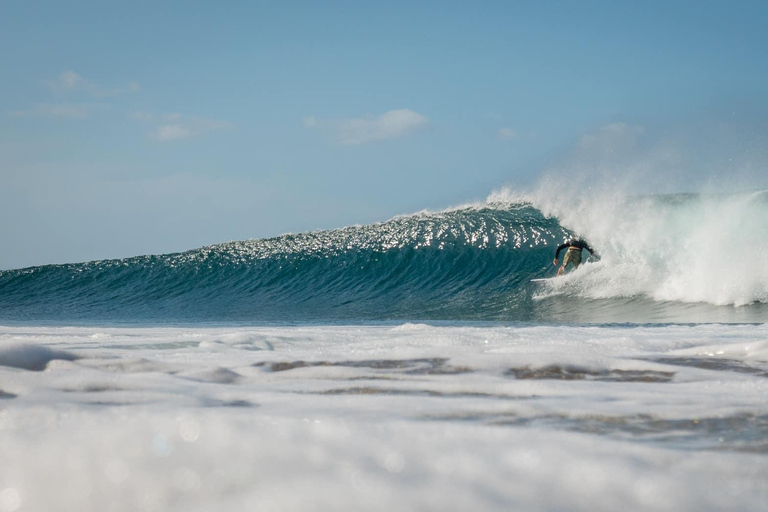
[1,189,767,511]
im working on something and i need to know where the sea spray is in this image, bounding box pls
[525,184,768,307]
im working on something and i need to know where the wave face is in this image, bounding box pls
[1,193,767,324]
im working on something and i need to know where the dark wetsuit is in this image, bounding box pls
[554,239,596,261]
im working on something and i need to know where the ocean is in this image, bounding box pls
[1,191,767,511]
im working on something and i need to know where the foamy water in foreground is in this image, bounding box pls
[1,323,767,511]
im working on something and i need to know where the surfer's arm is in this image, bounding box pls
[553,243,568,265]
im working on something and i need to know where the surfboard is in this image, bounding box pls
[530,278,555,283]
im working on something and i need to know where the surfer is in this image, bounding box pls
[553,238,597,276]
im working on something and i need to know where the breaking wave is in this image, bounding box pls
[1,191,766,324]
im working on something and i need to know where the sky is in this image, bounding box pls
[2,1,768,270]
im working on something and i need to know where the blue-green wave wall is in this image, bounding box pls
[0,204,564,322]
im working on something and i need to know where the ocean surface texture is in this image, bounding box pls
[1,192,767,512]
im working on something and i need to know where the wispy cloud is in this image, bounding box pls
[51,70,84,91]
[9,72,138,121]
[497,127,518,141]
[49,70,140,97]
[10,103,90,119]
[155,124,193,141]
[304,108,429,145]
[129,111,234,141]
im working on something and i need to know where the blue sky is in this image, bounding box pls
[2,1,768,269]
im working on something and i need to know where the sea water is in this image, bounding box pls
[1,191,767,511]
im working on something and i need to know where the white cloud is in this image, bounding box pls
[155,124,192,141]
[10,103,89,119]
[55,70,85,90]
[49,70,140,97]
[497,127,518,141]
[9,72,138,123]
[305,108,429,145]
[131,112,233,141]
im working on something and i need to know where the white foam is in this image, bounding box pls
[1,323,767,511]
[527,185,768,306]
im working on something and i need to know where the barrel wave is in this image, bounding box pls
[1,193,767,324]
